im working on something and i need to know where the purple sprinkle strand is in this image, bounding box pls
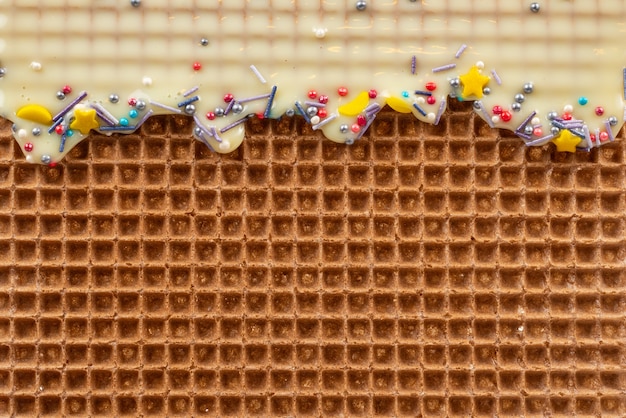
[515,111,536,133]
[150,100,182,113]
[491,69,502,85]
[90,103,118,126]
[264,86,277,118]
[239,93,271,104]
[432,63,456,73]
[135,109,154,130]
[475,101,494,128]
[312,113,338,130]
[304,101,326,108]
[455,44,467,58]
[193,115,214,137]
[526,134,555,147]
[183,86,199,97]
[223,99,235,116]
[294,101,311,123]
[411,56,417,75]
[605,121,615,142]
[53,91,88,121]
[434,98,446,126]
[220,114,253,133]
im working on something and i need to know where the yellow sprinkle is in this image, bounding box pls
[70,108,100,134]
[459,65,490,99]
[16,104,53,125]
[386,97,413,113]
[552,130,581,153]
[338,91,370,116]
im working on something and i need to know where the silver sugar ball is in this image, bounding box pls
[200,38,209,46]
[547,111,558,121]
[450,78,460,88]
[482,87,491,95]
[285,109,295,117]
[523,83,534,94]
[194,127,203,136]
[345,138,355,145]
[130,0,141,7]
[514,93,525,103]
[473,101,482,110]
[0,68,5,77]
[511,103,522,112]
[56,91,66,100]
[525,125,534,135]
[11,124,16,132]
[109,94,119,104]
[306,106,318,117]
[339,124,349,133]
[530,2,540,13]
[232,102,243,114]
[41,155,52,164]
[215,107,225,117]
[609,116,618,126]
[184,104,196,115]
[551,126,561,135]
[136,100,146,110]
[355,1,367,11]
[32,127,41,136]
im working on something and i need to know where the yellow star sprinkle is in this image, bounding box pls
[69,108,100,134]
[552,130,581,153]
[459,65,490,99]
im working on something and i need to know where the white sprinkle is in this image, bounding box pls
[17,129,27,139]
[218,140,231,151]
[531,117,541,125]
[142,76,153,86]
[29,61,42,71]
[492,115,501,124]
[427,113,436,122]
[249,65,267,84]
[476,61,485,69]
[416,97,425,105]
[310,115,320,125]
[313,27,327,38]
[563,104,573,113]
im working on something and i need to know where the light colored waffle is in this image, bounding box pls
[0,102,625,416]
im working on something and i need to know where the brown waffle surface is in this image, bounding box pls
[0,102,625,417]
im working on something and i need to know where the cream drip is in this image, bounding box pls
[0,0,625,164]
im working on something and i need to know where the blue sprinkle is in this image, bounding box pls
[402,91,410,98]
[129,109,139,118]
[578,97,588,106]
[120,118,129,126]
[66,129,74,137]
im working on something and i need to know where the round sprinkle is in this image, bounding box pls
[530,2,540,13]
[56,91,66,100]
[142,77,153,86]
[595,106,605,116]
[514,93,525,103]
[206,112,216,120]
[533,127,543,136]
[24,143,33,152]
[368,89,377,99]
[200,38,209,46]
[547,111,558,120]
[318,95,329,104]
[184,104,196,115]
[427,96,436,105]
[193,62,202,71]
[425,82,437,91]
[66,129,74,137]
[129,109,139,119]
[357,115,367,126]
[600,131,609,141]
[29,61,42,71]
[308,90,317,99]
[563,104,573,113]
[401,91,410,98]
[223,93,234,103]
[524,125,534,135]
[0,68,6,77]
[306,106,318,117]
[17,129,27,139]
[32,127,41,136]
[482,87,491,96]
[500,111,513,122]
[523,83,534,94]
[54,125,64,135]
[338,87,349,97]
[194,127,203,137]
[450,78,460,88]
[130,0,141,7]
[314,28,327,38]
[475,61,485,69]
[551,126,561,135]
[215,107,225,117]
[120,118,129,126]
[531,117,541,125]
[62,85,72,95]
[136,100,146,111]
[128,98,137,107]
[109,94,119,104]
[41,155,52,164]
[492,105,503,115]
[232,103,243,114]
[318,108,328,118]
[285,109,295,117]
[578,97,588,106]
[339,124,349,133]
[609,116,618,126]
[351,124,361,133]
[355,1,367,11]
[310,116,320,125]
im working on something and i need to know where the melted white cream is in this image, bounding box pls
[1,0,625,164]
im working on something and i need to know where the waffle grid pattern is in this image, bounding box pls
[0,102,625,416]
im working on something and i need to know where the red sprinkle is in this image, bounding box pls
[318,95,329,104]
[595,106,605,116]
[256,112,264,120]
[307,90,317,99]
[492,105,503,115]
[533,127,543,137]
[425,82,437,91]
[600,131,609,141]
[128,98,137,107]
[193,61,202,71]
[368,89,378,99]
[54,125,64,135]
[356,115,367,126]
[351,123,361,133]
[62,85,72,95]
[338,87,349,97]
[48,162,57,168]
[317,108,328,118]
[426,96,436,105]
[590,133,597,142]
[500,111,512,122]
[223,93,234,103]
[206,112,216,120]
[24,143,33,152]
[562,113,572,121]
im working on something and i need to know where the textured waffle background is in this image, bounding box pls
[0,101,625,417]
